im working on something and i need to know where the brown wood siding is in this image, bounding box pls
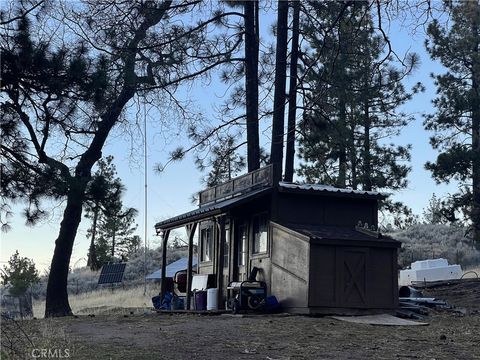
[309,243,398,309]
[367,247,398,308]
[276,193,377,227]
[308,245,337,306]
[271,225,309,308]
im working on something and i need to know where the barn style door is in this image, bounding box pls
[337,248,369,307]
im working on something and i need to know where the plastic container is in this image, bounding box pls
[207,288,218,311]
[194,290,207,310]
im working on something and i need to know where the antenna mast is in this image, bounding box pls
[143,101,148,296]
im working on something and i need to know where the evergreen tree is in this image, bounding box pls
[422,193,446,225]
[1,1,243,317]
[117,235,141,261]
[424,0,480,245]
[284,0,301,182]
[95,194,138,261]
[244,0,261,172]
[270,0,289,183]
[196,135,246,187]
[298,1,419,193]
[84,156,132,269]
[1,251,39,296]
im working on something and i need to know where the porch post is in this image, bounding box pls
[160,229,170,299]
[186,222,197,310]
[217,216,226,309]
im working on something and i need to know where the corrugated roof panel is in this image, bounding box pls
[145,256,198,280]
[154,187,271,230]
[284,223,400,246]
[279,182,387,197]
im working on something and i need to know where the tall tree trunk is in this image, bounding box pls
[245,0,260,172]
[270,0,289,183]
[337,97,347,188]
[87,207,100,271]
[336,24,347,189]
[43,2,170,318]
[363,100,372,191]
[45,180,88,317]
[471,12,480,247]
[472,72,480,247]
[284,0,300,182]
[349,117,358,190]
[111,228,116,258]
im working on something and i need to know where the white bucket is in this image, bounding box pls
[206,288,218,311]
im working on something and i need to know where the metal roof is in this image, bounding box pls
[145,256,198,280]
[154,187,272,230]
[286,223,400,247]
[279,182,387,199]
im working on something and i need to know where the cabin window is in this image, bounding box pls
[237,223,247,266]
[253,213,268,254]
[224,227,230,269]
[200,225,213,262]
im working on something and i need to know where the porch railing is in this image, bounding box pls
[198,165,273,206]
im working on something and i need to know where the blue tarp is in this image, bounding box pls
[145,256,198,280]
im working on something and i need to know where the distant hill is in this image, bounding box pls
[389,224,479,268]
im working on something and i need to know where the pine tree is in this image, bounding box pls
[244,0,261,172]
[1,1,242,316]
[197,135,246,187]
[1,251,39,296]
[298,2,419,193]
[284,0,301,182]
[422,194,445,225]
[95,198,138,262]
[424,0,480,245]
[85,158,138,263]
[84,156,126,269]
[270,0,289,183]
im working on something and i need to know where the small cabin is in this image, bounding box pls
[155,165,400,314]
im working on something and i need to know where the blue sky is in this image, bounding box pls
[1,5,461,271]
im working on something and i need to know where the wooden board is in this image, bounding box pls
[331,313,428,326]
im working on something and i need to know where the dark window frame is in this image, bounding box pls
[251,212,269,256]
[199,222,214,263]
[223,224,230,269]
[236,221,248,267]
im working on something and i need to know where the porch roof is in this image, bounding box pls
[155,187,272,231]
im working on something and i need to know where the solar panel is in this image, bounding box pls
[98,263,126,285]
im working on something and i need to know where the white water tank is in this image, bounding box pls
[207,288,218,311]
[411,258,448,270]
[399,258,462,286]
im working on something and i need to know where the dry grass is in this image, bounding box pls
[33,285,158,318]
[1,316,78,359]
[33,266,480,318]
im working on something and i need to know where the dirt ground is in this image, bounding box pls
[1,311,478,360]
[3,281,480,360]
[421,279,480,312]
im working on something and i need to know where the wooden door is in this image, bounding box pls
[233,221,248,282]
[222,224,231,296]
[338,248,369,307]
